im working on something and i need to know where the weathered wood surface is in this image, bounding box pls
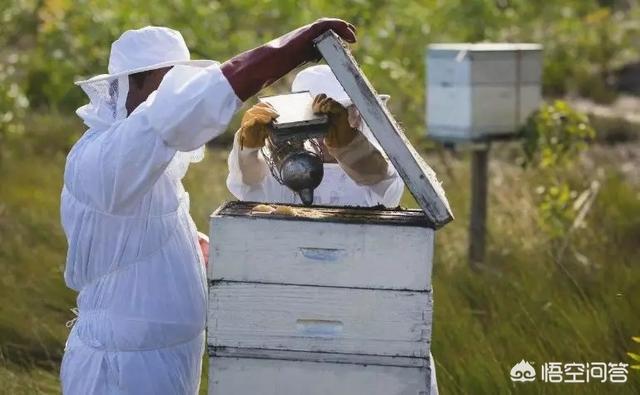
[209,347,429,368]
[208,282,432,358]
[209,356,431,395]
[209,214,434,290]
[314,30,453,229]
[212,201,433,226]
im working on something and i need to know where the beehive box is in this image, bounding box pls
[208,202,435,394]
[207,31,449,395]
[426,43,543,142]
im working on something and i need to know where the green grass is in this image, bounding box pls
[0,115,639,394]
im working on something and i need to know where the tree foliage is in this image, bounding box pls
[0,0,638,145]
[520,100,596,239]
[521,100,595,169]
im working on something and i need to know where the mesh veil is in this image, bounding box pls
[76,75,204,181]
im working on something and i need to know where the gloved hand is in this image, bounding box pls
[238,102,278,149]
[222,18,357,101]
[312,94,357,148]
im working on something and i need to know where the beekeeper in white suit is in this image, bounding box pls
[60,21,357,394]
[227,64,439,394]
[227,65,404,207]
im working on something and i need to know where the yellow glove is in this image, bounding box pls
[312,94,357,149]
[239,102,279,149]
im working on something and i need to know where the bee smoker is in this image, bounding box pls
[258,92,329,206]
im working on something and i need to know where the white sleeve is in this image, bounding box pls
[228,131,269,185]
[328,132,404,208]
[145,64,242,151]
[226,132,297,203]
[226,132,271,201]
[328,132,389,186]
[366,165,405,208]
[83,64,241,213]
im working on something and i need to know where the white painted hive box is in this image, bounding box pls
[207,202,435,394]
[427,43,543,142]
[207,31,449,395]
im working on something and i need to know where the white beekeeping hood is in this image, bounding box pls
[314,31,454,228]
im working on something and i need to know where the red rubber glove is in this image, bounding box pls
[222,18,356,101]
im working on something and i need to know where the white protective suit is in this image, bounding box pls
[227,66,404,207]
[227,131,404,206]
[226,65,439,394]
[60,27,240,394]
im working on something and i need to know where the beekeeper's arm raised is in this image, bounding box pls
[76,64,240,214]
[81,19,357,213]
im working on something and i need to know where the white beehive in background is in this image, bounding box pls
[426,43,543,142]
[208,203,435,394]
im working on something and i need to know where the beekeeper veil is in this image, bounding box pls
[291,65,390,153]
[75,26,216,178]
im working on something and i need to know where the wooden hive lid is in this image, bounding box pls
[314,31,453,228]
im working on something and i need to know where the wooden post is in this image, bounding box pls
[469,144,490,269]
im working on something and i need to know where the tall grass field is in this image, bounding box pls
[0,113,638,394]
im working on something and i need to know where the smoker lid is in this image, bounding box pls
[314,31,454,228]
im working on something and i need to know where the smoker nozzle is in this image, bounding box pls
[297,188,315,206]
